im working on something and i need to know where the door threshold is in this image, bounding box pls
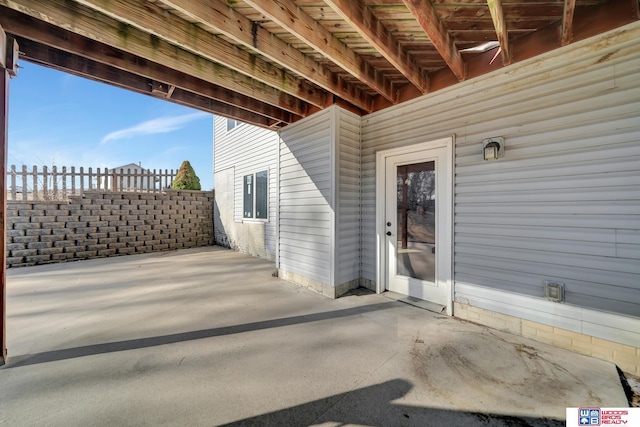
[382,291,446,314]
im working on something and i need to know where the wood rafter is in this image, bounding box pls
[17,38,278,127]
[561,0,577,46]
[324,0,428,92]
[401,0,466,81]
[0,8,297,124]
[0,0,310,117]
[487,0,511,65]
[387,0,638,110]
[70,0,325,109]
[0,0,636,129]
[160,0,373,112]
[243,0,397,103]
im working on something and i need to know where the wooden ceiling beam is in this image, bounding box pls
[0,8,297,124]
[243,0,398,103]
[70,0,326,109]
[160,0,372,112]
[561,0,576,46]
[487,0,511,65]
[16,37,276,128]
[0,0,309,117]
[383,0,637,110]
[324,0,428,93]
[402,0,466,81]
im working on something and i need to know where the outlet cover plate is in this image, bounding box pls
[544,280,565,303]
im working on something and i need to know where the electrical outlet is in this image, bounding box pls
[544,280,564,303]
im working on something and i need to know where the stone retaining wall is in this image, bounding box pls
[6,190,213,267]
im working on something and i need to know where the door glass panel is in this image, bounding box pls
[396,161,436,282]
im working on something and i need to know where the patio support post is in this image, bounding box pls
[0,25,14,366]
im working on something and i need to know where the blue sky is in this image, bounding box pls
[8,62,214,189]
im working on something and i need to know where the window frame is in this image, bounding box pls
[226,118,241,132]
[243,170,269,222]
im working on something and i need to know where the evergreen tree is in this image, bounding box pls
[171,160,201,190]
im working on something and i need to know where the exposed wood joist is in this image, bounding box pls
[71,0,326,109]
[16,37,279,128]
[487,0,511,65]
[160,0,372,112]
[0,0,636,128]
[0,0,310,117]
[324,0,428,93]
[382,0,638,110]
[401,0,466,81]
[561,0,577,46]
[0,8,297,125]
[244,0,398,103]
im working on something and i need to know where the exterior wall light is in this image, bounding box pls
[482,137,505,161]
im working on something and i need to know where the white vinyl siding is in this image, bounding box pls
[361,24,640,339]
[214,116,278,256]
[336,108,361,285]
[278,109,333,284]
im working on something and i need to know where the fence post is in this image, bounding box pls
[32,165,37,199]
[104,168,109,192]
[70,166,76,196]
[79,166,84,195]
[42,165,48,200]
[62,166,67,199]
[52,165,58,199]
[9,164,15,201]
[133,168,138,192]
[96,167,101,190]
[21,165,26,201]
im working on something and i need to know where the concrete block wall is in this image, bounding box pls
[6,190,213,267]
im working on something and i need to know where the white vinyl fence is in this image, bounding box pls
[7,165,176,201]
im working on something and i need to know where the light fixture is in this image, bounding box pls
[482,137,505,161]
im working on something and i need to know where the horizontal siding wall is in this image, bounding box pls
[336,108,362,285]
[213,117,278,257]
[279,109,333,284]
[361,23,640,329]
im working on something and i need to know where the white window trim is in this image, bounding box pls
[226,118,242,133]
[242,170,269,223]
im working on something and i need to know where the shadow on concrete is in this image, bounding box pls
[6,302,396,368]
[220,379,564,427]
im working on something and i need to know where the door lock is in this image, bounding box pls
[386,231,392,236]
[386,222,392,227]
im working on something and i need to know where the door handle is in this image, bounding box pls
[386,231,392,236]
[387,222,392,227]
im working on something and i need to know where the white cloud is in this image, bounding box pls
[100,111,208,144]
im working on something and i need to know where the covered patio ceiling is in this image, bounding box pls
[0,0,638,129]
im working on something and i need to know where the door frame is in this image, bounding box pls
[375,136,454,315]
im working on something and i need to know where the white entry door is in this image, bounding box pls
[377,138,453,313]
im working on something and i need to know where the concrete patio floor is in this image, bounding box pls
[0,247,628,426]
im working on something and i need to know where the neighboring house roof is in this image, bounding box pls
[111,163,147,171]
